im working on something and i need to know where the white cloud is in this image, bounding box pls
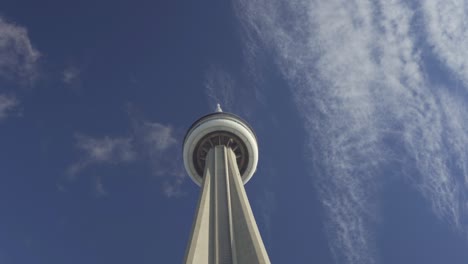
[235,0,468,262]
[134,121,185,198]
[67,120,184,198]
[0,17,40,123]
[133,121,180,176]
[136,122,177,152]
[0,94,19,121]
[62,66,80,84]
[406,88,468,231]
[418,2,468,230]
[439,92,468,187]
[0,17,40,84]
[378,2,468,234]
[235,1,382,262]
[162,178,184,198]
[68,134,136,177]
[133,120,185,197]
[75,134,136,163]
[422,0,468,86]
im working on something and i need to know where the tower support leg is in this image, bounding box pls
[184,146,270,264]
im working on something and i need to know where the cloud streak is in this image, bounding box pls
[235,1,385,262]
[68,134,136,177]
[204,66,236,111]
[422,0,468,86]
[133,120,185,197]
[0,94,19,121]
[68,119,184,197]
[235,0,468,262]
[62,66,81,85]
[0,17,40,123]
[0,17,40,84]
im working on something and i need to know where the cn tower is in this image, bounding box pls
[182,105,271,264]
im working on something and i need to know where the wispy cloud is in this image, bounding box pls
[162,178,185,198]
[422,0,468,86]
[62,66,81,85]
[95,176,108,197]
[0,17,40,123]
[204,66,236,111]
[67,118,184,197]
[235,0,468,262]
[133,120,182,171]
[405,87,468,231]
[75,134,136,163]
[417,0,468,230]
[0,94,19,121]
[0,17,40,85]
[203,65,260,120]
[68,134,136,177]
[235,1,383,262]
[134,121,185,197]
[135,122,177,155]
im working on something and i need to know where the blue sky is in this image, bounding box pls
[1,0,468,263]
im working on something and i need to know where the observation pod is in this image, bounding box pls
[183,108,259,186]
[182,105,270,264]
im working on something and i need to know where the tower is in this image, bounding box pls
[182,105,271,264]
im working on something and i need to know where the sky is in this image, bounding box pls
[0,0,468,263]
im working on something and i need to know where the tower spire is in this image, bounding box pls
[215,103,223,112]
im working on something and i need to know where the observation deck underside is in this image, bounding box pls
[192,131,249,179]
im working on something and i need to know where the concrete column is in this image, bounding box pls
[184,146,270,264]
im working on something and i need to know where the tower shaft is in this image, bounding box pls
[184,146,270,264]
